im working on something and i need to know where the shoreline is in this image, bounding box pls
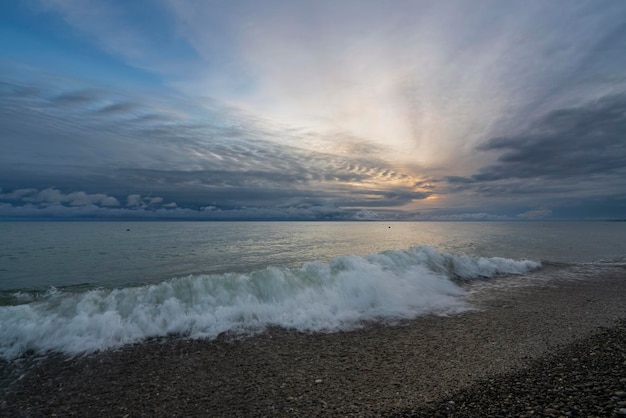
[2,270,626,417]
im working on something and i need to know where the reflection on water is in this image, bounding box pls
[0,221,624,291]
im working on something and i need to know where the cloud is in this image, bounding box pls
[517,209,553,220]
[1,187,120,207]
[0,188,38,200]
[126,194,143,207]
[5,2,626,220]
[438,92,626,218]
[125,194,171,208]
[34,0,194,75]
[0,73,433,219]
[164,0,626,172]
[97,101,142,114]
[449,92,626,196]
[0,187,195,219]
[50,90,102,107]
[476,93,626,182]
[0,189,389,221]
[353,209,382,220]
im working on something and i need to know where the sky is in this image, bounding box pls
[1,0,626,221]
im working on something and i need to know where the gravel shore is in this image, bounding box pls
[403,321,626,417]
[2,267,625,417]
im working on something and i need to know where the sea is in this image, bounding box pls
[0,221,625,361]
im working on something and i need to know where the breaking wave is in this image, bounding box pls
[0,246,539,359]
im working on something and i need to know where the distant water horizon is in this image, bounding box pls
[2,218,625,222]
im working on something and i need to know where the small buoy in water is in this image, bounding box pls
[126,228,131,231]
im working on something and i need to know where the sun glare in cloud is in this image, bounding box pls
[166,0,546,175]
[167,1,475,169]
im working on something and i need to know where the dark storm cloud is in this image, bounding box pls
[476,92,626,182]
[449,92,626,189]
[443,92,626,218]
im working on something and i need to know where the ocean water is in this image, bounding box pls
[0,221,624,360]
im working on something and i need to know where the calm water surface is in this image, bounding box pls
[1,221,624,291]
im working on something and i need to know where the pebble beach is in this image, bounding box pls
[2,269,625,417]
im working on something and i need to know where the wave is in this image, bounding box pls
[0,246,539,360]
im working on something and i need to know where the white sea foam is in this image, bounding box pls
[0,246,539,359]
